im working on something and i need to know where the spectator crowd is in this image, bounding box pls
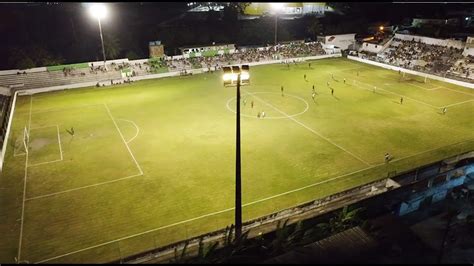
[361,38,472,81]
[135,41,327,74]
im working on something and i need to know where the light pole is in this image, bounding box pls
[235,73,242,239]
[223,66,250,239]
[271,3,284,45]
[89,3,108,67]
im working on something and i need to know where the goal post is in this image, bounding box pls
[399,71,428,84]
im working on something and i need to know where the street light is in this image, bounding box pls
[270,3,284,45]
[89,3,108,68]
[222,65,250,239]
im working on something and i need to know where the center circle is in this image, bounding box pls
[226,92,309,119]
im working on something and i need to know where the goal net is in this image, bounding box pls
[399,71,429,84]
[21,126,29,155]
[13,126,29,156]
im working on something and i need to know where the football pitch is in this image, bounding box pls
[1,58,473,263]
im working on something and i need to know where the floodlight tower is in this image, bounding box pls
[222,65,250,239]
[89,3,108,68]
[271,3,284,45]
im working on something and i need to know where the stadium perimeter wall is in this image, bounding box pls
[347,55,474,89]
[394,33,465,50]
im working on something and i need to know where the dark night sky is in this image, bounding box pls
[0,2,471,70]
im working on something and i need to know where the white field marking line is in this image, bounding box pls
[104,103,143,175]
[359,80,474,109]
[226,92,309,120]
[28,159,63,168]
[437,85,474,97]
[406,82,439,91]
[28,103,104,115]
[29,125,59,131]
[25,173,143,202]
[243,90,372,167]
[57,125,63,161]
[354,81,436,109]
[356,81,474,109]
[354,79,439,109]
[35,138,474,264]
[330,63,472,109]
[117,119,140,144]
[444,99,474,108]
[26,125,63,168]
[18,95,32,262]
[14,137,26,157]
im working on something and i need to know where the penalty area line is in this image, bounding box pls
[24,173,143,201]
[18,95,33,262]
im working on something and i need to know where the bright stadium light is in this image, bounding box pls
[270,3,285,45]
[270,2,284,11]
[240,71,249,81]
[89,3,108,20]
[379,25,384,31]
[88,3,108,68]
[223,73,232,81]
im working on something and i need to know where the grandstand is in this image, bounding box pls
[357,33,474,82]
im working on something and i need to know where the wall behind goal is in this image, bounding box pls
[394,33,465,50]
[347,55,474,89]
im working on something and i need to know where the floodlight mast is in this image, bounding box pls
[235,73,242,239]
[222,66,250,239]
[89,4,108,68]
[271,3,284,45]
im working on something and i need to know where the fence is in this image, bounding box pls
[0,91,19,171]
[394,33,466,50]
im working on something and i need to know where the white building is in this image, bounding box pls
[317,33,356,50]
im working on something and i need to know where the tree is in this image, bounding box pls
[16,57,36,70]
[125,50,140,60]
[27,45,64,66]
[8,45,64,69]
[228,3,251,15]
[317,206,365,235]
[8,48,35,69]
[103,33,121,60]
[307,17,323,40]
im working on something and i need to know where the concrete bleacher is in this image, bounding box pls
[363,33,473,82]
[0,69,122,90]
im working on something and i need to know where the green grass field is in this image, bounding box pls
[1,58,473,263]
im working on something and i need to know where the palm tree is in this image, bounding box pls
[317,206,365,235]
[103,34,121,60]
[307,17,323,41]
